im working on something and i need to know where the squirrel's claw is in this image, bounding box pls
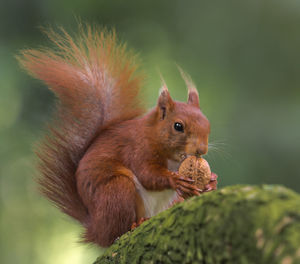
[178,177,195,183]
[176,188,184,197]
[171,171,202,198]
[210,172,218,181]
[131,222,137,230]
[204,172,218,192]
[131,217,150,231]
[172,172,195,183]
[177,185,201,198]
[171,171,217,198]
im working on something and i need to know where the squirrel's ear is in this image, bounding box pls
[187,90,200,108]
[157,83,174,120]
[176,65,200,108]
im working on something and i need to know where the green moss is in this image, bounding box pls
[94,185,300,264]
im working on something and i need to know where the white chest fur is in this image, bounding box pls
[132,160,180,218]
[133,176,178,218]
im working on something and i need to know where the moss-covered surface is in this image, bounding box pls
[94,185,300,264]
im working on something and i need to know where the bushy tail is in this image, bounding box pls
[17,25,145,224]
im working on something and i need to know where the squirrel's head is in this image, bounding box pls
[152,71,210,162]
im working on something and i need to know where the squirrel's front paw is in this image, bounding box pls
[170,172,202,199]
[203,172,218,192]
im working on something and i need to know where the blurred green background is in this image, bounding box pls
[1,0,300,263]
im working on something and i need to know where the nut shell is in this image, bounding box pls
[178,156,211,190]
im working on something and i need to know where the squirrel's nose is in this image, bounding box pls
[195,145,208,157]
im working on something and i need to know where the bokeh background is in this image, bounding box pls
[1,0,300,263]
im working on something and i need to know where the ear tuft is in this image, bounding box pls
[176,65,200,108]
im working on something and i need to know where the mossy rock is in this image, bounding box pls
[94,185,300,264]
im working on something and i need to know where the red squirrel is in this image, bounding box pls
[18,25,217,247]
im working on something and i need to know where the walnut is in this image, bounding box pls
[178,156,211,190]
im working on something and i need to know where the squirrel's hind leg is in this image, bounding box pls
[84,171,144,247]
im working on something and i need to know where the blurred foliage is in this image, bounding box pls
[0,0,300,263]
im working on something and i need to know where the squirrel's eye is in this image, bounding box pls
[174,122,184,132]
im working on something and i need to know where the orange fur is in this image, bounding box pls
[17,25,144,225]
[18,25,216,247]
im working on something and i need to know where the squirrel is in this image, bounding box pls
[18,25,217,247]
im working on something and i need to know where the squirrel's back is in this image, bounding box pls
[17,25,145,224]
